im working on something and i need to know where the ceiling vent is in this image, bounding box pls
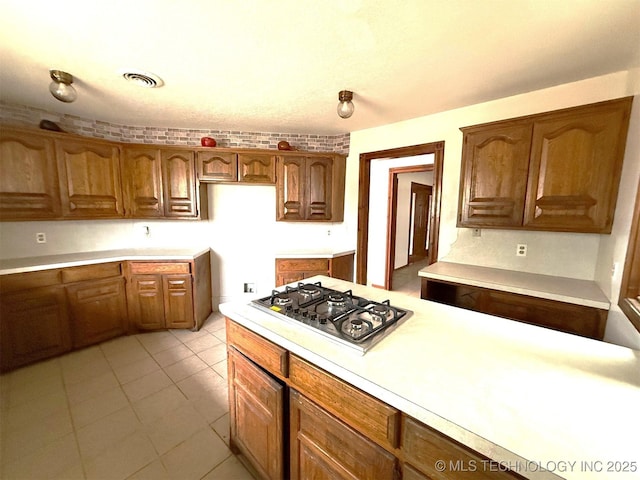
[121,70,164,88]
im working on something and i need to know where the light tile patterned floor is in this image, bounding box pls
[0,312,255,480]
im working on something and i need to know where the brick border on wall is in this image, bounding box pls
[0,102,350,155]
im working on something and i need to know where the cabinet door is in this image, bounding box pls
[0,286,71,371]
[238,153,276,184]
[229,347,284,480]
[305,156,333,220]
[128,274,166,330]
[289,389,396,480]
[163,274,194,329]
[122,147,164,217]
[56,138,124,218]
[458,123,532,227]
[0,129,62,219]
[524,100,631,233]
[197,151,237,182]
[66,277,127,348]
[276,156,305,220]
[161,149,198,217]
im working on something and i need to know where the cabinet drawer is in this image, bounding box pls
[62,262,122,283]
[290,389,396,480]
[402,415,522,479]
[0,269,62,293]
[276,258,328,272]
[129,262,191,275]
[289,354,400,449]
[226,319,288,378]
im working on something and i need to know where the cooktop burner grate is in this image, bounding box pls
[251,282,412,354]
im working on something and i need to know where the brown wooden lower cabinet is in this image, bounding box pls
[226,319,523,480]
[228,346,285,480]
[126,254,211,331]
[0,285,71,371]
[290,388,396,480]
[421,278,607,340]
[66,276,127,348]
[275,253,354,287]
[0,253,212,372]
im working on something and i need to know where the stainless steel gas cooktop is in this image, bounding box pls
[250,281,412,354]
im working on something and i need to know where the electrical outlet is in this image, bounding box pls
[244,283,255,293]
[36,232,46,244]
[516,244,527,257]
[472,228,481,237]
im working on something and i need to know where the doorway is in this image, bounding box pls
[385,165,434,291]
[356,141,444,286]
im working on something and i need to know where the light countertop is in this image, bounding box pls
[0,247,211,275]
[274,248,355,259]
[220,276,640,480]
[419,261,610,310]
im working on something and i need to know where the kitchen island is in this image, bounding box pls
[220,276,640,480]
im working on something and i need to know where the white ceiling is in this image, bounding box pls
[1,0,639,135]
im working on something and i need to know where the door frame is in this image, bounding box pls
[356,141,444,285]
[385,165,434,290]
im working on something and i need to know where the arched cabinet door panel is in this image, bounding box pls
[524,102,630,232]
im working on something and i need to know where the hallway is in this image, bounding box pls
[391,258,429,297]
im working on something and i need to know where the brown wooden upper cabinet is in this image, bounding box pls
[276,154,346,222]
[238,153,276,183]
[458,97,633,233]
[197,150,276,184]
[121,146,206,219]
[56,137,124,218]
[161,149,200,218]
[121,146,164,217]
[0,128,62,219]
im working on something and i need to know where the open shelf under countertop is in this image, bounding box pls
[419,261,610,310]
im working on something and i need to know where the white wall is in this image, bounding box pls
[0,184,352,308]
[347,69,640,347]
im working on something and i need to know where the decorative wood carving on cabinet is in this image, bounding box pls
[0,126,208,221]
[1,126,343,222]
[126,254,211,332]
[55,137,124,218]
[161,149,201,218]
[276,154,346,222]
[0,127,62,219]
[238,153,276,184]
[458,97,633,233]
[197,151,238,182]
[121,146,164,217]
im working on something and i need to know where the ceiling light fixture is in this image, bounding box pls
[49,70,77,103]
[337,90,354,119]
